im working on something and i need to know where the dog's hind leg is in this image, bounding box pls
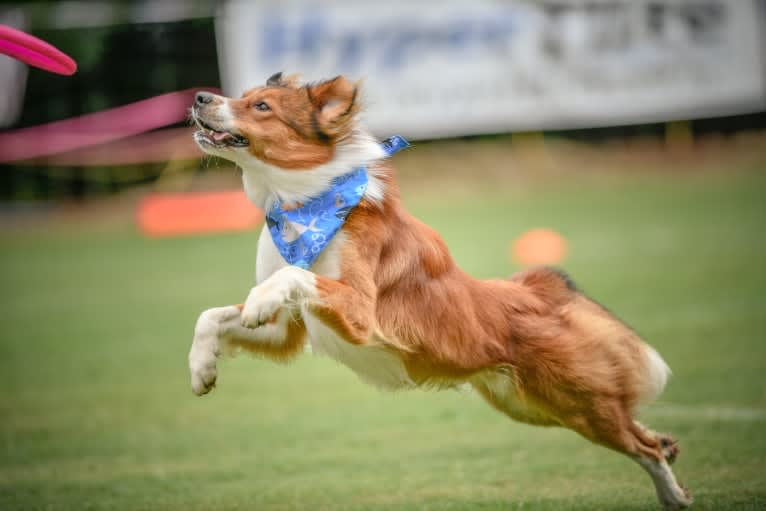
[188,305,306,395]
[472,369,690,509]
[632,421,680,465]
[633,451,692,510]
[561,402,692,510]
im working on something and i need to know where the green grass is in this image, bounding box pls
[1,169,765,510]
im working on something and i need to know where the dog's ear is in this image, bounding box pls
[266,72,284,86]
[306,76,359,138]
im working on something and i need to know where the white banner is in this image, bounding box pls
[216,0,766,139]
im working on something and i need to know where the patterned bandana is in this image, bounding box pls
[265,135,409,269]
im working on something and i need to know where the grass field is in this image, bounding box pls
[1,165,765,510]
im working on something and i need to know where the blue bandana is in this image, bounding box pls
[265,136,409,269]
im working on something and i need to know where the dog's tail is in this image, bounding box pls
[512,266,672,406]
[637,344,672,405]
[510,266,578,309]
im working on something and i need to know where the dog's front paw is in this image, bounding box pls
[241,282,289,328]
[189,348,217,396]
[189,334,218,395]
[189,311,222,396]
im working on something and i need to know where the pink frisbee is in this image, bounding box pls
[0,24,77,75]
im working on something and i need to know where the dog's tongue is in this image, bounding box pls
[212,131,230,142]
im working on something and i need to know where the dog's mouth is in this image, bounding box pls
[193,117,249,148]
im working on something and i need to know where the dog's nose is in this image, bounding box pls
[195,92,214,105]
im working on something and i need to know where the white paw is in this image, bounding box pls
[188,311,223,396]
[241,281,289,329]
[660,485,693,511]
[189,348,217,396]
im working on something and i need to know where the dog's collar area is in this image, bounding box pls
[266,136,409,269]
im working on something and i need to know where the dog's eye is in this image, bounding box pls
[253,101,271,112]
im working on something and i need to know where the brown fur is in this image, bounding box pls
[237,158,670,460]
[194,74,689,509]
[196,76,359,169]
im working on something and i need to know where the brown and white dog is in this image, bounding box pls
[188,73,692,510]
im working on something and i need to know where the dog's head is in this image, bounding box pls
[191,72,359,170]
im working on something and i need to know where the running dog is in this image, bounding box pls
[188,73,692,510]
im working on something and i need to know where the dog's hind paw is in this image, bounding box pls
[659,434,680,464]
[661,484,693,510]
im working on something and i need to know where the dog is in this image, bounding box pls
[188,72,692,510]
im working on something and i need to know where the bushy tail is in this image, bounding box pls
[638,346,672,404]
[511,266,578,309]
[512,266,672,406]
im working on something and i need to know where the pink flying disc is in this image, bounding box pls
[0,24,77,75]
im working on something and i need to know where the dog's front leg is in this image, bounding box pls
[189,305,239,396]
[189,303,306,396]
[241,266,317,328]
[241,264,376,346]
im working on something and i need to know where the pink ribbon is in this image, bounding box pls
[0,87,220,163]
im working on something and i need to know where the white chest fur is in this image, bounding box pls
[255,224,343,283]
[254,226,414,390]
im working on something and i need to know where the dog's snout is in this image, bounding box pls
[195,91,214,105]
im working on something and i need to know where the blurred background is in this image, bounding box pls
[1,1,765,510]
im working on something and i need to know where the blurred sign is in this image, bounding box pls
[217,0,766,138]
